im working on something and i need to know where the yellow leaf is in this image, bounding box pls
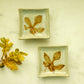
[8,42,13,48]
[15,48,19,55]
[0,37,28,71]
[8,61,18,71]
[5,47,10,52]
[9,51,15,57]
[33,15,42,26]
[20,52,28,56]
[0,43,4,48]
[18,55,25,61]
[3,60,18,71]
[15,48,19,52]
[10,55,18,62]
[25,17,32,27]
[6,39,9,42]
[1,37,6,43]
[16,61,22,65]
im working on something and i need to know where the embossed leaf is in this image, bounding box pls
[35,28,44,33]
[24,25,28,30]
[24,17,32,27]
[48,64,55,71]
[54,64,65,70]
[33,15,42,26]
[30,28,36,34]
[44,53,51,64]
[43,61,49,67]
[53,51,61,61]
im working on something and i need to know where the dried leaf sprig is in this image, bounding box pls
[0,37,28,71]
[24,15,45,34]
[43,51,65,72]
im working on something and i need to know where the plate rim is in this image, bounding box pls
[18,8,50,39]
[38,45,69,77]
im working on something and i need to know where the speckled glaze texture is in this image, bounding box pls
[38,46,69,77]
[19,9,50,39]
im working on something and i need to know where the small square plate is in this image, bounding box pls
[19,8,50,39]
[38,46,69,77]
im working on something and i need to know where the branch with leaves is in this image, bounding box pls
[0,37,28,71]
[24,15,45,34]
[43,51,65,72]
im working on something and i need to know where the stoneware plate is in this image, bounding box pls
[19,8,50,39]
[38,46,69,77]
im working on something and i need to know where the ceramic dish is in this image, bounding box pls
[19,8,50,39]
[38,46,69,77]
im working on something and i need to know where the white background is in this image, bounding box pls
[0,0,84,84]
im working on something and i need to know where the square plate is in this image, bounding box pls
[38,46,69,77]
[19,8,50,39]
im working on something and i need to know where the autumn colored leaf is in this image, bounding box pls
[54,64,65,70]
[48,64,55,72]
[33,15,42,27]
[24,25,28,30]
[43,51,65,72]
[24,15,45,34]
[44,53,51,64]
[30,28,36,34]
[53,51,61,61]
[24,17,32,27]
[43,61,49,67]
[35,28,44,33]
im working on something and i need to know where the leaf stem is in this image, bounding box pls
[0,52,3,62]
